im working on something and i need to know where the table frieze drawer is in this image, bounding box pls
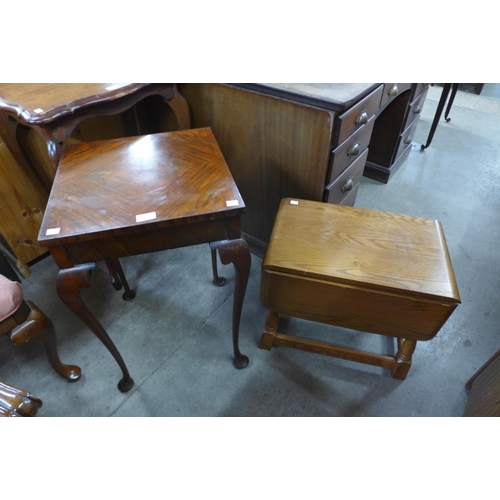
[335,85,383,146]
[379,83,413,111]
[325,148,368,204]
[328,116,375,184]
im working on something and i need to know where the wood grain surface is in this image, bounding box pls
[263,198,461,303]
[39,128,244,245]
[0,83,146,123]
[179,84,335,246]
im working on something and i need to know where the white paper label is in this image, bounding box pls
[135,212,157,223]
[290,200,299,205]
[105,84,129,91]
[226,200,239,207]
[46,228,61,235]
[34,108,44,114]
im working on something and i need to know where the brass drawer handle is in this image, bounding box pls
[355,109,369,126]
[347,141,360,156]
[404,136,412,145]
[413,106,421,114]
[341,176,354,193]
[388,83,398,96]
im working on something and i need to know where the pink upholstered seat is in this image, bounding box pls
[0,274,23,322]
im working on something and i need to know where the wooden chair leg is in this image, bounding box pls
[10,300,81,382]
[0,380,43,417]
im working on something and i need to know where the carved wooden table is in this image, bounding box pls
[0,83,191,269]
[260,198,461,379]
[38,128,251,392]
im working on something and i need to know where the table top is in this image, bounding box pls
[0,83,149,124]
[263,198,461,303]
[232,83,381,112]
[39,128,245,245]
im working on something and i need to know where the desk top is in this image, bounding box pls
[232,83,380,112]
[264,198,461,303]
[0,83,148,124]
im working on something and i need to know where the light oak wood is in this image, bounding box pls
[260,198,461,379]
[0,135,48,267]
[263,199,460,302]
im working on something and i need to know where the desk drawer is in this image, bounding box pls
[404,86,428,130]
[339,184,359,207]
[412,83,429,100]
[325,148,368,204]
[379,83,412,110]
[336,85,383,146]
[394,119,420,163]
[328,116,375,184]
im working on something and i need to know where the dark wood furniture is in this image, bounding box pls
[421,84,460,150]
[0,274,81,381]
[0,83,190,270]
[459,83,484,95]
[0,379,42,417]
[38,128,251,392]
[178,83,427,252]
[259,198,461,379]
[364,83,429,183]
[463,347,500,416]
[1,83,428,266]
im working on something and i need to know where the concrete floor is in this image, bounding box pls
[2,84,500,417]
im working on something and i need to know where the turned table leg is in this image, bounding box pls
[210,238,251,368]
[55,263,134,392]
[259,311,280,350]
[392,339,417,380]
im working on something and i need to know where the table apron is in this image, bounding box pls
[261,269,458,341]
[57,217,242,264]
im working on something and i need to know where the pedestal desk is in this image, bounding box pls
[178,83,428,252]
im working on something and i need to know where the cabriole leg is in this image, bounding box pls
[56,263,134,392]
[210,239,251,368]
[10,300,81,382]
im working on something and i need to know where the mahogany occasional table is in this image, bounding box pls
[260,198,461,379]
[0,83,190,183]
[38,128,251,392]
[0,83,191,272]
